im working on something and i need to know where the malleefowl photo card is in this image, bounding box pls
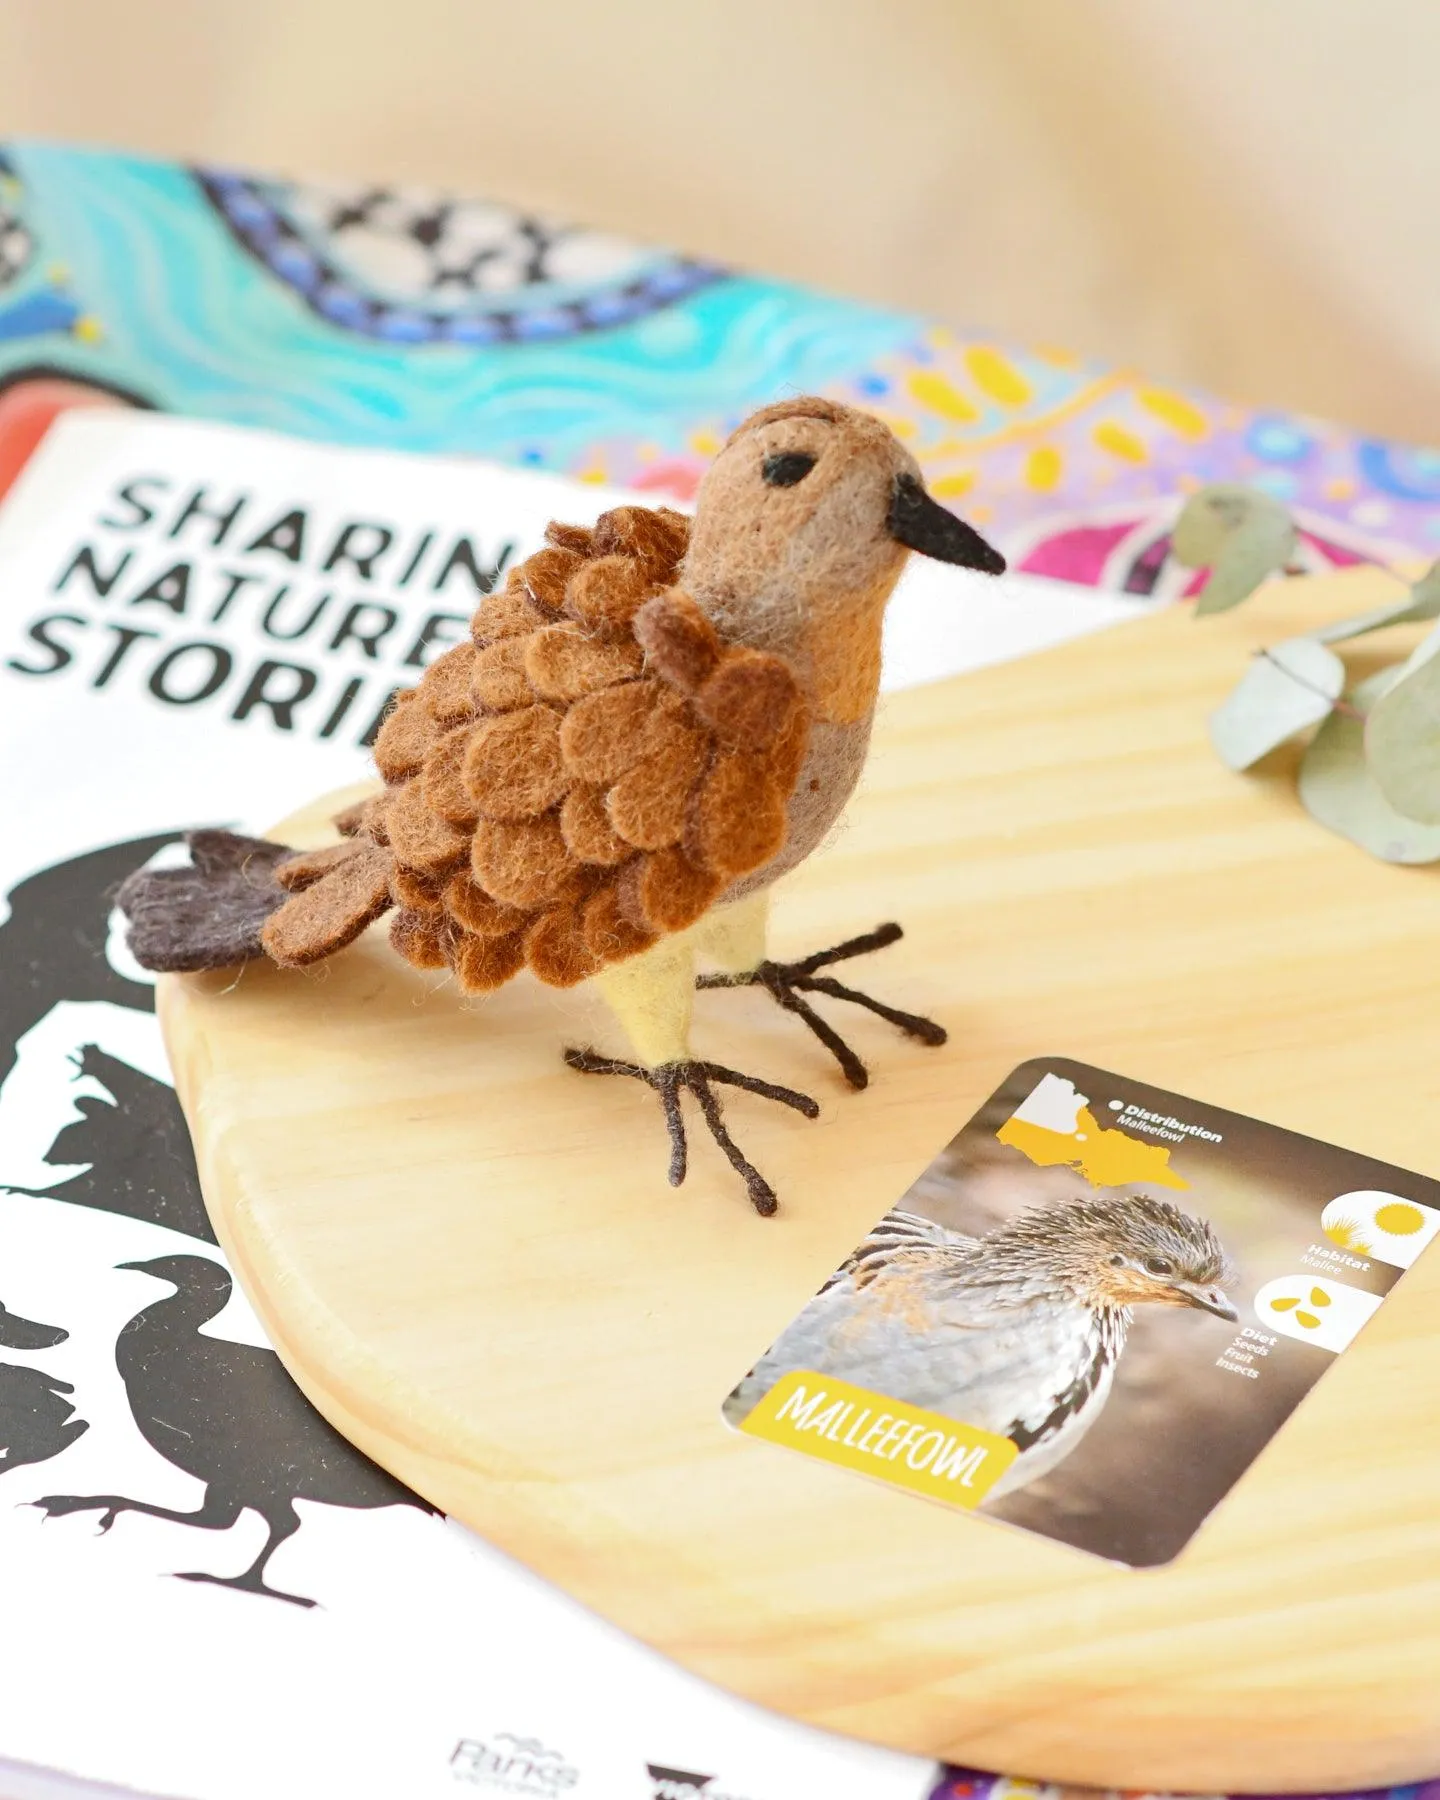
[724,1056,1440,1566]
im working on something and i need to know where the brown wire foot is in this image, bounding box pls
[562,1049,818,1216]
[697,922,946,1091]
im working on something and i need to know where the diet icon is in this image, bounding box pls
[1253,1275,1382,1353]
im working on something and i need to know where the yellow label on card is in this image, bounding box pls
[738,1370,1017,1509]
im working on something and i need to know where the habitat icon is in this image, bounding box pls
[1321,1190,1440,1269]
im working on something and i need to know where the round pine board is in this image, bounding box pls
[159,567,1440,1794]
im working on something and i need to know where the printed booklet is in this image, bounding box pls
[0,410,1130,1800]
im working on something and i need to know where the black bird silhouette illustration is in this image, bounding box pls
[0,1301,87,1475]
[0,1301,69,1353]
[35,1256,434,1607]
[17,1043,217,1243]
[0,833,179,1093]
[0,834,216,1242]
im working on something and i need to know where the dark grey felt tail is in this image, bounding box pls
[116,831,297,973]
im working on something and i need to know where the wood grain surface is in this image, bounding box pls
[158,566,1440,1793]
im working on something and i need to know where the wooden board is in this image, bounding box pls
[160,567,1440,1794]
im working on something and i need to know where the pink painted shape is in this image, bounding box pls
[1015,520,1138,588]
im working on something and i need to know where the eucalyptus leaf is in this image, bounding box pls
[1408,558,1440,614]
[1298,671,1440,862]
[1209,638,1344,771]
[1393,613,1440,679]
[1308,566,1440,644]
[1172,485,1298,616]
[1364,647,1440,824]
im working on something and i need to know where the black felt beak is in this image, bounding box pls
[889,473,1006,574]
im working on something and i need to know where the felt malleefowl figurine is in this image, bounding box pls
[118,397,1006,1212]
[731,1198,1238,1490]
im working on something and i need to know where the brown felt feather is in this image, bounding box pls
[384,779,469,876]
[470,637,535,714]
[471,583,545,647]
[519,545,583,613]
[263,844,393,966]
[622,845,723,934]
[559,681,665,785]
[523,906,598,987]
[592,504,689,576]
[389,907,456,970]
[581,883,657,962]
[463,706,568,820]
[422,642,478,724]
[420,725,482,826]
[690,752,789,876]
[633,591,721,692]
[544,519,596,557]
[372,691,437,783]
[275,840,366,891]
[606,722,709,850]
[564,554,656,638]
[525,623,643,701]
[452,926,527,992]
[560,784,635,866]
[470,814,579,909]
[444,872,528,939]
[695,649,799,748]
[390,864,445,912]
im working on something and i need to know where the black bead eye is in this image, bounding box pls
[1144,1256,1174,1277]
[762,451,816,487]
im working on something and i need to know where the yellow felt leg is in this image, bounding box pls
[595,935,695,1068]
[699,890,771,977]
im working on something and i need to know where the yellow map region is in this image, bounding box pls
[997,1107,1190,1190]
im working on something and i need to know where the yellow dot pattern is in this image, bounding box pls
[905,371,977,423]
[1093,421,1148,464]
[964,347,1032,408]
[1137,386,1208,441]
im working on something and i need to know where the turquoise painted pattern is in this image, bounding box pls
[3,139,1440,601]
[4,142,919,465]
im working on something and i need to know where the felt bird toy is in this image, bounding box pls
[731,1197,1238,1490]
[118,397,1005,1213]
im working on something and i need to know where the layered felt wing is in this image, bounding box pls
[261,504,812,990]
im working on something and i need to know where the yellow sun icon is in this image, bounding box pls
[1374,1201,1426,1237]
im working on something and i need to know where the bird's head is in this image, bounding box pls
[681,397,1004,716]
[116,1253,230,1300]
[998,1195,1239,1321]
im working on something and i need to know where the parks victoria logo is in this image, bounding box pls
[646,1766,753,1800]
[450,1734,579,1794]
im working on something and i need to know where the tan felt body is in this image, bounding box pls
[160,567,1440,1794]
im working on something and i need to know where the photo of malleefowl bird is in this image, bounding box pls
[729,1196,1238,1496]
[34,1254,433,1606]
[116,397,1006,1213]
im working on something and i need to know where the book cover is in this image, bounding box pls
[0,411,981,1800]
